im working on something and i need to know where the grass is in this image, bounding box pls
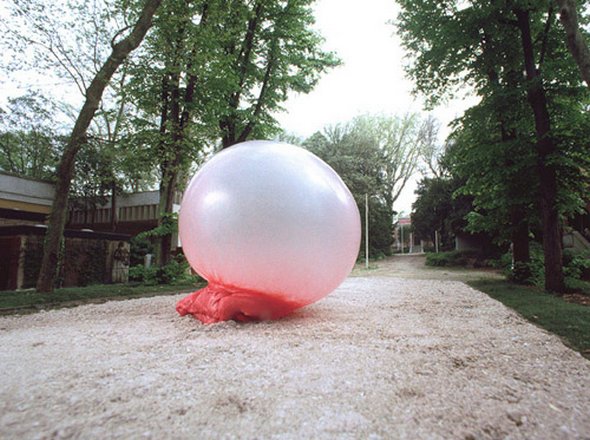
[566,277,590,295]
[0,281,204,312]
[468,279,590,359]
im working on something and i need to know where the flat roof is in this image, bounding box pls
[0,171,55,211]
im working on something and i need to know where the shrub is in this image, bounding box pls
[129,235,154,267]
[128,253,201,285]
[509,262,533,285]
[129,264,158,285]
[425,250,482,267]
[564,249,590,281]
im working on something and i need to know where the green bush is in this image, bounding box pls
[509,262,533,285]
[425,250,488,267]
[564,249,590,281]
[129,235,154,267]
[128,253,201,285]
[500,242,544,286]
[129,265,159,285]
[504,245,590,288]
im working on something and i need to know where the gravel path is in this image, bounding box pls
[1,276,589,439]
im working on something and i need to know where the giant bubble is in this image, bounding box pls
[176,140,361,323]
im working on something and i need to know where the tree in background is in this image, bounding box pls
[416,115,446,179]
[0,92,63,180]
[305,113,425,257]
[215,0,340,148]
[411,176,473,251]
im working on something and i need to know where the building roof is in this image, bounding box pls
[0,171,55,214]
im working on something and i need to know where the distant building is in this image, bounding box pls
[394,217,421,253]
[0,171,182,290]
[0,171,54,227]
[68,190,182,239]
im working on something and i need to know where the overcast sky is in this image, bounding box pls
[276,0,476,214]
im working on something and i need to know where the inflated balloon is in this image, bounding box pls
[176,140,361,323]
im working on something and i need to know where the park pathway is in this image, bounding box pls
[352,253,503,281]
[0,263,589,439]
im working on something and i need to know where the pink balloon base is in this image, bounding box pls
[176,283,305,324]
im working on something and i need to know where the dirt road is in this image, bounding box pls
[1,270,589,439]
[352,254,503,281]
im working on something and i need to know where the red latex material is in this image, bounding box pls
[176,283,305,324]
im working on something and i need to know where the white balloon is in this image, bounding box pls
[177,140,361,322]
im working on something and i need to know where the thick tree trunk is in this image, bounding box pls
[514,8,565,294]
[555,0,590,86]
[35,0,162,292]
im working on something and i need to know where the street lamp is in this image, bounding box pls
[365,193,369,269]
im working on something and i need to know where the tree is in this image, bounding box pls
[304,113,424,257]
[513,6,565,292]
[397,0,590,292]
[125,0,339,265]
[126,0,214,265]
[411,176,473,250]
[216,0,340,148]
[416,115,446,178]
[0,92,63,180]
[555,0,590,86]
[35,0,163,292]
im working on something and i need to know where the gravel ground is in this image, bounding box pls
[1,276,589,439]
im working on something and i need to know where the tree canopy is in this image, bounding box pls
[304,113,426,257]
[397,0,590,291]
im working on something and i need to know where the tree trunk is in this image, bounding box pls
[480,27,531,268]
[514,8,565,294]
[555,0,590,86]
[36,0,163,292]
[511,206,530,265]
[158,168,178,266]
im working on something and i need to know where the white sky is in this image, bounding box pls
[275,0,476,214]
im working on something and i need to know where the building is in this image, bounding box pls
[0,171,134,290]
[0,171,54,227]
[68,190,182,239]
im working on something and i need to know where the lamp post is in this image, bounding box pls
[365,193,369,269]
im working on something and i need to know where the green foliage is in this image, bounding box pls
[129,235,154,267]
[0,92,63,179]
[137,212,178,240]
[425,250,493,268]
[505,242,545,286]
[503,245,590,288]
[128,265,158,285]
[22,237,44,289]
[74,241,107,287]
[304,113,425,257]
[129,253,199,285]
[411,176,473,247]
[397,0,590,294]
[563,249,590,281]
[469,279,590,359]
